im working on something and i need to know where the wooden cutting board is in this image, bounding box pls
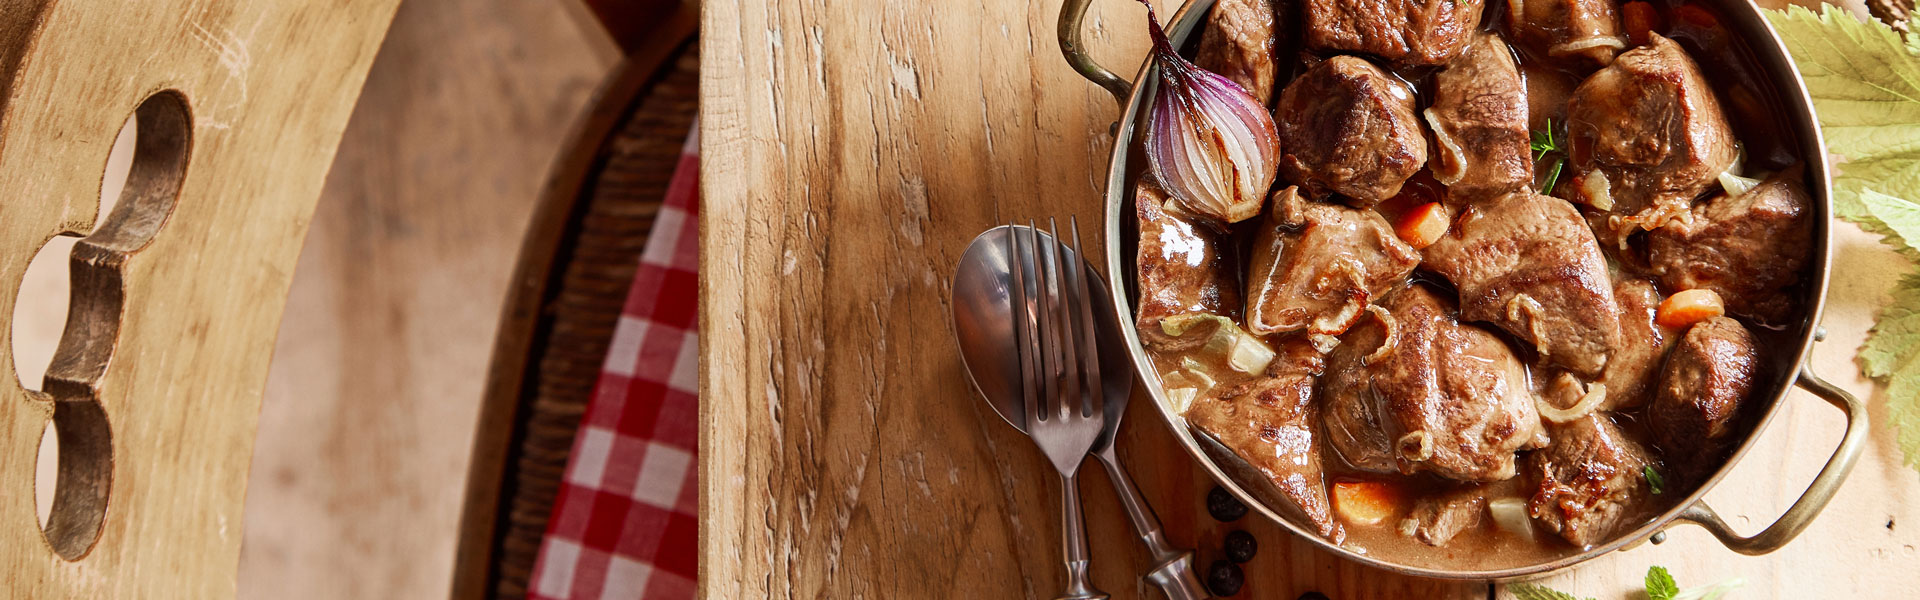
[699,0,1920,597]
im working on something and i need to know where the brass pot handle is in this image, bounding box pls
[1057,0,1134,106]
[1670,358,1869,555]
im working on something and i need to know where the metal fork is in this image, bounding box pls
[1009,218,1109,600]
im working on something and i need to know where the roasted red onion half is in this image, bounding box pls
[1139,0,1280,224]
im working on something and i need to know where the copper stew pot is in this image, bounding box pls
[1061,0,1869,579]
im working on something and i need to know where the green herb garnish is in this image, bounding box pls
[1508,566,1742,600]
[1645,566,1679,600]
[1509,583,1591,600]
[1529,118,1559,159]
[1531,118,1566,195]
[1643,466,1665,495]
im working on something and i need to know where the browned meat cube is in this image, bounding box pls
[1422,192,1621,376]
[1566,34,1737,242]
[1526,414,1654,548]
[1275,56,1428,207]
[1426,34,1533,202]
[1134,182,1241,351]
[1650,317,1757,477]
[1400,486,1487,546]
[1245,187,1421,339]
[1506,0,1627,66]
[1196,0,1280,103]
[1322,285,1547,482]
[1187,340,1344,542]
[1303,0,1482,66]
[1598,279,1678,409]
[1647,168,1813,325]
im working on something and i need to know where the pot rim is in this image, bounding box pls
[1097,0,1838,579]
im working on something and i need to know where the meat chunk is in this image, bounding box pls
[1196,0,1279,103]
[1134,182,1240,352]
[1647,168,1813,325]
[1322,285,1546,482]
[1303,0,1482,66]
[1526,414,1655,548]
[1598,279,1676,409]
[1399,486,1487,546]
[1422,192,1621,376]
[1506,0,1627,66]
[1245,187,1421,340]
[1426,34,1533,202]
[1651,317,1757,477]
[1566,34,1737,241]
[1187,341,1344,541]
[1275,56,1428,207]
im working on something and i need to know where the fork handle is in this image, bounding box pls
[1056,471,1109,600]
[1094,445,1209,600]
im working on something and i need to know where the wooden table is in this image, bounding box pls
[700,1,1920,597]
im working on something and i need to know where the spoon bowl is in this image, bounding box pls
[951,225,1132,442]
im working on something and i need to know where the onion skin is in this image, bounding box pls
[1139,0,1280,224]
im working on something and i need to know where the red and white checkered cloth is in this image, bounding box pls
[529,123,701,600]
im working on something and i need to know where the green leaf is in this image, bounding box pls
[1767,4,1920,475]
[1643,466,1666,495]
[1766,5,1920,254]
[1885,356,1920,470]
[1540,157,1565,195]
[1508,583,1592,600]
[1531,118,1561,159]
[1860,188,1920,255]
[1862,274,1920,378]
[1674,577,1745,600]
[1645,566,1679,600]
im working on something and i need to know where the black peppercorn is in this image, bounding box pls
[1207,559,1245,596]
[1224,529,1258,563]
[1207,486,1249,522]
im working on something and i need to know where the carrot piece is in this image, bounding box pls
[1623,1,1659,46]
[1332,481,1404,526]
[1656,288,1726,329]
[1674,4,1718,30]
[1394,202,1451,250]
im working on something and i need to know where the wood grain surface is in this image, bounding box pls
[0,0,400,596]
[700,0,1920,598]
[236,2,612,599]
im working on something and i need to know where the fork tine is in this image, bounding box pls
[1010,224,1041,429]
[1048,217,1083,420]
[1068,216,1104,420]
[1031,220,1062,422]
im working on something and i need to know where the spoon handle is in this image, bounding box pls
[1093,444,1209,600]
[1055,471,1109,600]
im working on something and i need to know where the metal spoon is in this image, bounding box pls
[951,225,1208,600]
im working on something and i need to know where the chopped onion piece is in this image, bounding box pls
[1423,109,1466,185]
[1227,334,1276,374]
[1489,498,1535,541]
[1159,313,1226,337]
[1362,304,1399,365]
[1580,171,1615,211]
[1396,430,1434,462]
[1718,170,1763,198]
[1550,36,1627,57]
[1179,357,1217,389]
[1166,387,1199,415]
[1538,379,1608,424]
